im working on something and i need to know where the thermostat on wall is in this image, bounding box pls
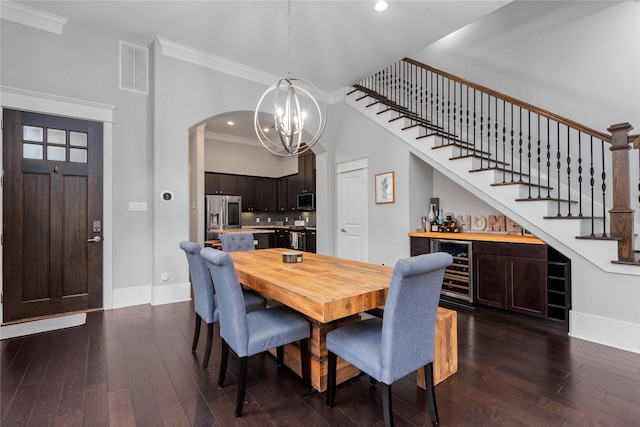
[161,191,173,202]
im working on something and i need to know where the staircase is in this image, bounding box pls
[346,58,640,275]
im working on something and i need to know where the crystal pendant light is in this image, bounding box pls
[254,1,326,156]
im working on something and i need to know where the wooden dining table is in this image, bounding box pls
[227,248,457,392]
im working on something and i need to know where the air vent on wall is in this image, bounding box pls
[119,41,148,94]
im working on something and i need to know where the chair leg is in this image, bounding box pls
[326,351,337,407]
[381,383,394,427]
[276,345,284,367]
[218,339,229,388]
[202,323,214,370]
[192,313,202,351]
[235,356,249,417]
[299,338,311,390]
[424,362,439,426]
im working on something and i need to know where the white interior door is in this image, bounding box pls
[337,162,367,261]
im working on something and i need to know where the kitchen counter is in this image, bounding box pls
[247,225,317,231]
[408,231,545,245]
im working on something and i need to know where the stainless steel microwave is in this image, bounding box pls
[297,193,315,211]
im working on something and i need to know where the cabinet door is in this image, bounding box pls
[219,174,237,194]
[410,237,430,256]
[277,177,288,211]
[205,173,219,195]
[287,175,298,210]
[474,253,507,309]
[298,151,315,193]
[236,175,254,211]
[251,177,265,211]
[306,230,316,253]
[263,178,277,212]
[508,258,547,318]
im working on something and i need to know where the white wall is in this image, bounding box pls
[1,19,154,296]
[203,139,297,177]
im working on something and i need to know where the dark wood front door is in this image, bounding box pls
[3,109,103,322]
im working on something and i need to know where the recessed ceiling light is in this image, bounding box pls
[374,1,388,12]
[263,127,270,133]
[227,121,234,126]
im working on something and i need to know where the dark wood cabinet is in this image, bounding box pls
[251,177,265,212]
[410,236,430,256]
[236,175,254,211]
[473,241,547,318]
[298,150,315,194]
[277,177,289,211]
[263,178,278,212]
[306,229,316,253]
[205,172,237,195]
[287,174,298,211]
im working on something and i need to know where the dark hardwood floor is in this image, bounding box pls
[2,301,639,426]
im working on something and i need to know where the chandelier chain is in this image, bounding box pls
[287,0,291,80]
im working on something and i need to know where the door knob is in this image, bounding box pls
[341,228,346,233]
[87,236,102,243]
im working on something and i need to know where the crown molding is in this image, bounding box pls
[157,37,277,87]
[157,37,343,105]
[1,1,68,34]
[204,130,260,147]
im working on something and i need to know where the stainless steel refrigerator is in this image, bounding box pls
[205,195,242,240]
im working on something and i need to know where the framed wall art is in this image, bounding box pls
[375,171,395,204]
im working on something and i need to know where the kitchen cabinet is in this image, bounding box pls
[251,177,265,212]
[306,229,317,253]
[263,178,278,212]
[277,174,297,211]
[298,150,315,194]
[287,175,299,210]
[205,172,237,195]
[473,241,547,318]
[236,175,254,211]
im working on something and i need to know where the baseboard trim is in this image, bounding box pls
[570,310,640,354]
[0,313,86,340]
[112,282,191,309]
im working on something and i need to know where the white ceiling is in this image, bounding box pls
[9,0,511,144]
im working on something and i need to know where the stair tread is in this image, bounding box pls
[515,196,578,203]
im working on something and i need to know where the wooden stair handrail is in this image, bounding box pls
[403,57,612,142]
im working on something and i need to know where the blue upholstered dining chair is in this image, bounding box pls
[179,241,264,370]
[220,232,255,252]
[326,252,453,427]
[200,247,311,418]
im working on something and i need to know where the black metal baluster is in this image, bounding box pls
[446,78,451,137]
[518,107,523,185]
[527,111,531,196]
[453,81,457,142]
[494,97,498,170]
[556,123,562,216]
[436,74,440,129]
[600,139,607,237]
[509,104,514,184]
[430,71,434,125]
[459,81,464,143]
[578,132,583,217]
[546,118,551,199]
[501,100,506,183]
[466,86,470,156]
[473,89,477,152]
[566,127,572,217]
[536,115,542,198]
[485,95,491,170]
[589,136,595,236]
[479,93,484,168]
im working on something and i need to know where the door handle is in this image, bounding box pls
[341,228,346,233]
[87,236,102,243]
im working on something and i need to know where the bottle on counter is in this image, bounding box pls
[429,204,439,232]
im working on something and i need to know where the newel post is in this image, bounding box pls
[607,122,635,262]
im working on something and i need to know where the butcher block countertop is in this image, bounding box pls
[409,231,546,245]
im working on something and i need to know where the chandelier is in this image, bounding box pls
[254,1,326,156]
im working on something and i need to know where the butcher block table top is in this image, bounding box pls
[227,248,391,323]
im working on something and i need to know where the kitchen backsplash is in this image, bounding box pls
[242,211,316,227]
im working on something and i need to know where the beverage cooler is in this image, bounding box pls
[430,239,473,304]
